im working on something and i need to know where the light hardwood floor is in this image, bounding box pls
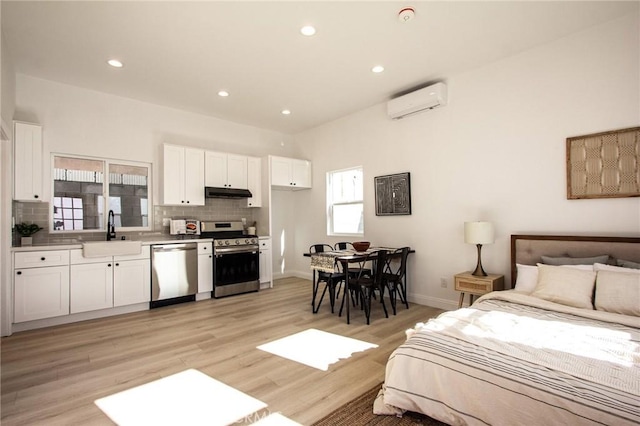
[1,277,443,425]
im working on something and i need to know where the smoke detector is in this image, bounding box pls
[398,7,415,23]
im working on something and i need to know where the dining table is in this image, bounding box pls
[304,247,413,324]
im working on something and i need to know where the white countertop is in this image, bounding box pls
[11,237,214,252]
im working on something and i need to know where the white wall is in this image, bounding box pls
[14,75,297,205]
[287,13,640,309]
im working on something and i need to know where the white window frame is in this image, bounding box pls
[51,154,152,233]
[327,166,364,237]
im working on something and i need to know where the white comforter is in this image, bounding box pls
[380,292,640,426]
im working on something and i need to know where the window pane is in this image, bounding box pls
[53,156,104,231]
[332,203,363,234]
[331,169,363,203]
[109,163,149,228]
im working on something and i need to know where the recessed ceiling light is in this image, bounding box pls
[218,91,229,97]
[281,109,291,115]
[107,59,123,68]
[300,25,316,36]
[372,65,385,73]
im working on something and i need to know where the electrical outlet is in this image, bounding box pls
[242,217,247,226]
[162,218,170,226]
[440,278,448,288]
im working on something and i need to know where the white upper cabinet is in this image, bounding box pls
[205,151,248,189]
[270,156,311,189]
[246,156,262,207]
[163,144,205,206]
[14,122,43,201]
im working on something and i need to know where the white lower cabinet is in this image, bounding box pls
[113,259,151,306]
[70,262,114,314]
[198,242,213,293]
[259,237,272,287]
[14,265,70,322]
[69,247,150,314]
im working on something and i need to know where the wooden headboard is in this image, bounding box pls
[510,234,640,288]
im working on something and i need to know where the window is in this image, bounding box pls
[327,167,363,236]
[52,155,151,232]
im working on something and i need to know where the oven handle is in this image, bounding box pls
[215,246,259,255]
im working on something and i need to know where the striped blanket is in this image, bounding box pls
[380,292,640,426]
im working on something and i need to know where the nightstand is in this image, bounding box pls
[454,272,504,308]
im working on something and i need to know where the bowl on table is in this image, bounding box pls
[352,241,371,252]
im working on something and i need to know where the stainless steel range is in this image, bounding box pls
[200,221,259,298]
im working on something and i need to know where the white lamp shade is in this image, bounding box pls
[464,221,494,244]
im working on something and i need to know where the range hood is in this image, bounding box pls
[205,187,253,199]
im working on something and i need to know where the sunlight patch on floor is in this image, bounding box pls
[95,369,267,425]
[257,328,378,371]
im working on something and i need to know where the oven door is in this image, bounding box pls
[213,247,260,297]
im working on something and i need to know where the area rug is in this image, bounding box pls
[312,383,447,426]
[256,329,378,371]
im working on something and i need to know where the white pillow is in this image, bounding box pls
[531,264,596,309]
[594,270,640,316]
[594,263,640,274]
[514,264,539,293]
[514,263,593,294]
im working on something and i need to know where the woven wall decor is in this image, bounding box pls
[375,172,411,215]
[566,126,639,199]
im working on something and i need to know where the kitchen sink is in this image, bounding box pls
[82,240,142,257]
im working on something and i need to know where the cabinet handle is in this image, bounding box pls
[115,263,119,266]
[108,263,112,267]
[187,201,190,203]
[16,271,22,275]
[181,201,185,203]
[40,257,46,261]
[209,255,212,258]
[34,195,39,199]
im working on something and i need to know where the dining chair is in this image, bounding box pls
[382,247,410,315]
[309,244,345,314]
[338,250,388,325]
[334,242,372,279]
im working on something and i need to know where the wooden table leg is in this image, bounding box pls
[458,292,464,309]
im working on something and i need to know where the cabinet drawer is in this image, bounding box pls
[259,238,271,250]
[197,242,212,255]
[15,250,69,268]
[455,278,493,293]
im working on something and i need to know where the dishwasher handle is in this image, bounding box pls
[152,243,197,252]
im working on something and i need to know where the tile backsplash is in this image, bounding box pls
[12,199,259,246]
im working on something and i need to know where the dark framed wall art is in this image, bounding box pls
[566,126,640,199]
[375,172,412,216]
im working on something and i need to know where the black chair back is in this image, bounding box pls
[334,242,354,251]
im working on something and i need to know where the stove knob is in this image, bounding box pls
[245,239,250,244]
[235,240,240,245]
[224,240,230,246]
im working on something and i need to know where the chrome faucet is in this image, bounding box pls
[107,210,116,241]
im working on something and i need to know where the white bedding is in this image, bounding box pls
[379,291,640,426]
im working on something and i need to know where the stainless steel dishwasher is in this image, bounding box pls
[151,242,198,308]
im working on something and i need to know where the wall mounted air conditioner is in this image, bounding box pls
[387,82,448,119]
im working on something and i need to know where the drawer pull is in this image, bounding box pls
[40,257,46,261]
[16,271,22,275]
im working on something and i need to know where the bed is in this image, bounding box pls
[377,234,640,426]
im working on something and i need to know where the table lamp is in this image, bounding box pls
[464,221,494,276]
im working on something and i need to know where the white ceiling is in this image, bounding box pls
[2,1,636,134]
